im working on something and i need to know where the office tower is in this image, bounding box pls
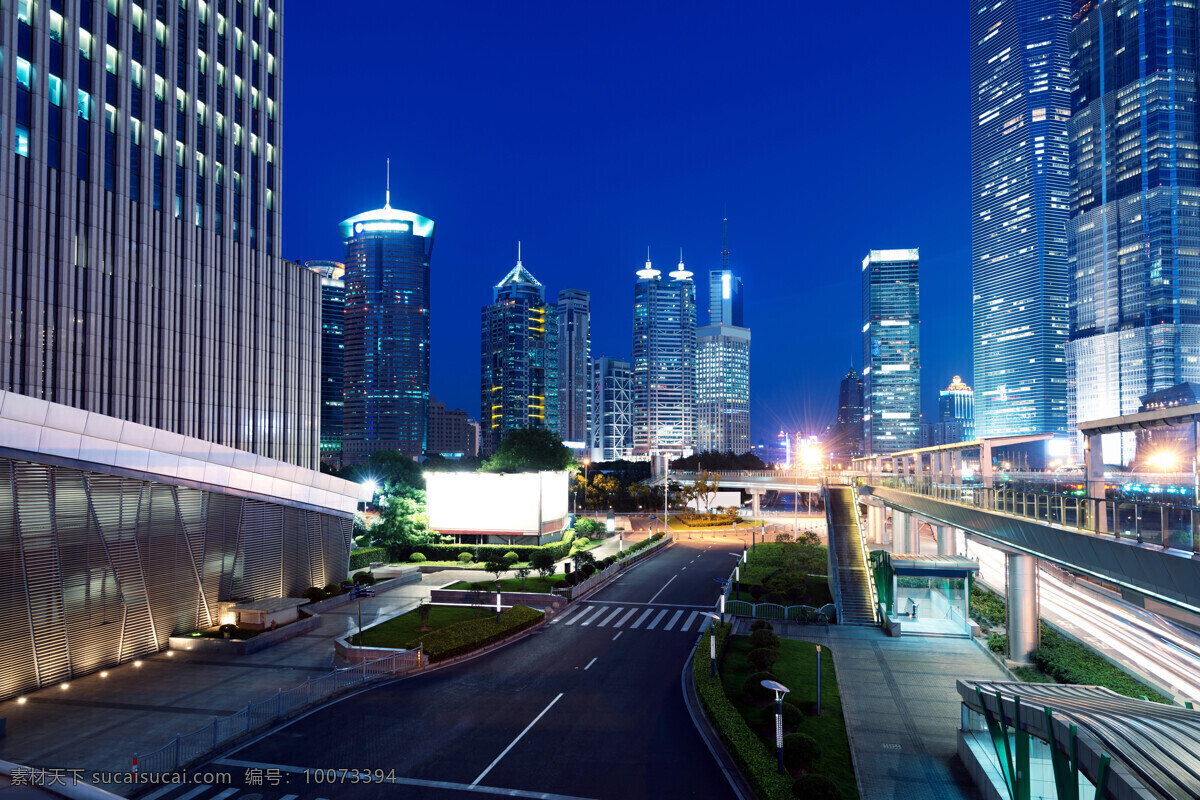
[971,0,1071,439]
[862,249,921,454]
[339,195,435,465]
[480,250,559,456]
[632,253,697,460]
[427,397,475,459]
[306,260,346,468]
[707,220,744,326]
[939,376,976,443]
[556,289,591,445]
[697,325,751,454]
[832,367,865,461]
[0,0,319,467]
[1067,1,1200,464]
[591,357,633,461]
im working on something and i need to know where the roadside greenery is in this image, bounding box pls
[481,428,574,473]
[348,546,387,571]
[419,605,544,661]
[348,605,480,648]
[446,576,561,593]
[731,541,832,607]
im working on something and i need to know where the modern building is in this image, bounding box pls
[0,0,320,469]
[427,397,477,459]
[307,261,346,468]
[632,253,697,460]
[481,251,559,456]
[556,289,591,446]
[707,218,744,327]
[862,249,921,454]
[591,356,633,462]
[697,325,751,454]
[831,367,865,461]
[1134,383,1199,473]
[339,195,435,465]
[971,0,1071,439]
[1067,0,1200,465]
[938,376,976,443]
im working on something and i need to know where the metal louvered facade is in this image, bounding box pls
[0,456,351,702]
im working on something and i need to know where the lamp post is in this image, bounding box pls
[761,679,791,774]
[705,613,722,677]
[582,457,591,513]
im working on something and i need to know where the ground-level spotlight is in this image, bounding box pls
[100,671,109,678]
[133,660,143,667]
[17,697,27,704]
[59,683,69,690]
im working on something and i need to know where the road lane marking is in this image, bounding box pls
[613,608,639,627]
[646,609,669,629]
[681,567,687,571]
[595,607,624,626]
[211,791,238,800]
[663,610,684,630]
[631,609,655,628]
[679,611,700,632]
[584,657,597,670]
[588,601,713,608]
[579,606,608,626]
[279,796,299,800]
[472,693,565,786]
[173,788,211,800]
[646,575,676,604]
[612,631,623,641]
[568,606,603,626]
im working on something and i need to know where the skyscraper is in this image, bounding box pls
[697,221,752,453]
[307,260,346,468]
[862,249,921,454]
[708,270,744,327]
[0,0,320,467]
[939,376,976,443]
[1067,0,1200,464]
[971,0,1071,439]
[591,356,633,462]
[632,253,697,460]
[556,289,591,446]
[481,251,559,456]
[340,195,435,465]
[832,367,865,461]
[427,397,476,459]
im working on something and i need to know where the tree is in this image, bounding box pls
[574,549,597,570]
[416,601,432,631]
[691,471,721,512]
[344,449,425,493]
[482,428,574,473]
[484,556,508,583]
[574,518,602,537]
[514,565,532,589]
[368,487,437,557]
[530,549,556,579]
[628,482,652,508]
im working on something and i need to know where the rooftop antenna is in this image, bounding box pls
[721,214,730,270]
[679,247,685,268]
[517,240,523,267]
[385,158,391,209]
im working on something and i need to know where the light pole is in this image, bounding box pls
[582,457,591,513]
[705,613,722,677]
[360,478,378,518]
[761,679,791,775]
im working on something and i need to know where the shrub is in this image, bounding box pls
[792,774,841,800]
[775,532,794,543]
[530,550,556,578]
[988,633,1007,653]
[783,732,821,770]
[781,701,803,732]
[743,670,778,702]
[503,551,519,564]
[561,530,576,545]
[1030,626,1170,702]
[420,605,544,661]
[749,629,781,649]
[750,619,774,632]
[574,518,603,537]
[302,586,325,603]
[748,647,779,671]
[323,583,342,597]
[353,571,376,585]
[749,584,767,601]
[348,546,386,571]
[580,564,596,579]
[784,586,806,603]
[457,552,473,564]
[763,592,785,605]
[409,552,427,563]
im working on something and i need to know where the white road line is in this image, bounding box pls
[681,567,687,571]
[646,609,669,629]
[612,630,623,641]
[473,693,564,786]
[172,787,211,800]
[211,790,239,800]
[595,607,624,627]
[584,657,597,670]
[613,608,638,627]
[663,610,684,630]
[679,611,700,632]
[630,609,655,628]
[579,606,607,626]
[567,606,601,626]
[646,575,676,604]
[279,796,299,800]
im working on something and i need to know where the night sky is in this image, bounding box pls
[282,1,971,444]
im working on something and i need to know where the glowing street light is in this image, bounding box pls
[761,679,791,774]
[1150,450,1179,474]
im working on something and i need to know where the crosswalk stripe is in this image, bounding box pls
[211,790,238,800]
[679,611,700,632]
[595,607,624,627]
[646,609,669,629]
[576,606,605,626]
[663,610,684,630]
[630,609,655,628]
[173,788,210,800]
[614,608,639,627]
[280,795,299,800]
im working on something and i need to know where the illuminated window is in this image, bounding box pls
[16,58,33,90]
[77,89,92,120]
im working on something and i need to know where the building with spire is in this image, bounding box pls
[481,246,559,456]
[340,176,436,465]
[556,289,591,447]
[633,251,697,461]
[697,220,752,454]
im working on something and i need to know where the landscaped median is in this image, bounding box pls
[344,603,544,663]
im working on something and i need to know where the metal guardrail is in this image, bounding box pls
[566,532,673,600]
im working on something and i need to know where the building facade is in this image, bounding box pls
[632,255,696,460]
[0,0,320,468]
[971,0,1071,439]
[556,289,591,446]
[1067,0,1200,464]
[427,396,477,458]
[339,201,435,465]
[480,256,558,456]
[307,260,345,468]
[708,270,744,327]
[697,324,751,454]
[832,366,865,461]
[591,356,632,462]
[862,249,921,454]
[939,375,976,443]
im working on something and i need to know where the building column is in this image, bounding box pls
[867,505,882,544]
[1084,431,1108,533]
[751,490,762,518]
[951,451,963,485]
[1006,553,1040,663]
[934,524,951,555]
[893,510,914,553]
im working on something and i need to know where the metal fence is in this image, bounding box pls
[566,532,673,599]
[717,552,832,625]
[134,649,420,774]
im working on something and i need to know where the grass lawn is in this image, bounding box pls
[348,605,483,648]
[667,516,764,531]
[445,576,562,593]
[404,560,492,569]
[721,635,858,799]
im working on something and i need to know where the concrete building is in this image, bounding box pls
[862,249,921,454]
[307,261,346,468]
[556,289,591,446]
[591,356,633,462]
[427,397,477,459]
[632,253,696,460]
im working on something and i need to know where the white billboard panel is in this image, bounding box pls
[425,471,568,534]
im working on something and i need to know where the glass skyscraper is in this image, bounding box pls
[971,0,1071,439]
[1067,0,1200,464]
[832,366,865,461]
[339,200,436,464]
[307,260,346,468]
[556,288,591,446]
[862,249,921,455]
[480,254,559,456]
[632,254,696,460]
[938,376,976,443]
[591,356,632,462]
[697,323,751,454]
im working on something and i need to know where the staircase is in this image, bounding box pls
[826,485,878,625]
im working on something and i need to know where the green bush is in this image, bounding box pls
[763,592,785,605]
[1030,626,1170,702]
[302,586,325,603]
[988,633,1007,653]
[748,647,779,671]
[420,605,544,661]
[391,540,574,564]
[561,530,576,545]
[503,551,519,563]
[743,670,779,702]
[781,701,803,732]
[348,546,386,571]
[750,584,767,600]
[409,552,427,563]
[792,774,841,800]
[353,571,376,585]
[750,629,781,649]
[750,619,774,632]
[783,732,821,770]
[457,552,473,564]
[323,583,343,597]
[574,518,603,537]
[971,585,1007,627]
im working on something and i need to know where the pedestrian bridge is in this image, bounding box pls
[660,469,823,493]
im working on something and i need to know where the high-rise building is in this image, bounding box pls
[307,261,346,468]
[832,367,865,461]
[1067,0,1200,464]
[697,324,751,454]
[862,249,921,454]
[708,218,744,327]
[971,0,1071,439]
[340,196,435,465]
[556,289,591,446]
[939,376,976,443]
[480,251,558,456]
[591,356,633,462]
[0,0,319,468]
[427,397,476,459]
[632,253,696,460]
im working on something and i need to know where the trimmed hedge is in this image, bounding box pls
[349,546,387,571]
[420,605,544,662]
[393,540,574,565]
[694,623,792,800]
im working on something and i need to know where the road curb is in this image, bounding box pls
[679,648,754,800]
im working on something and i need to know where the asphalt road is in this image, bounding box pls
[142,538,744,800]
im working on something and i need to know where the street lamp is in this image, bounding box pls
[360,478,378,516]
[705,613,722,677]
[582,457,591,512]
[761,679,791,774]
